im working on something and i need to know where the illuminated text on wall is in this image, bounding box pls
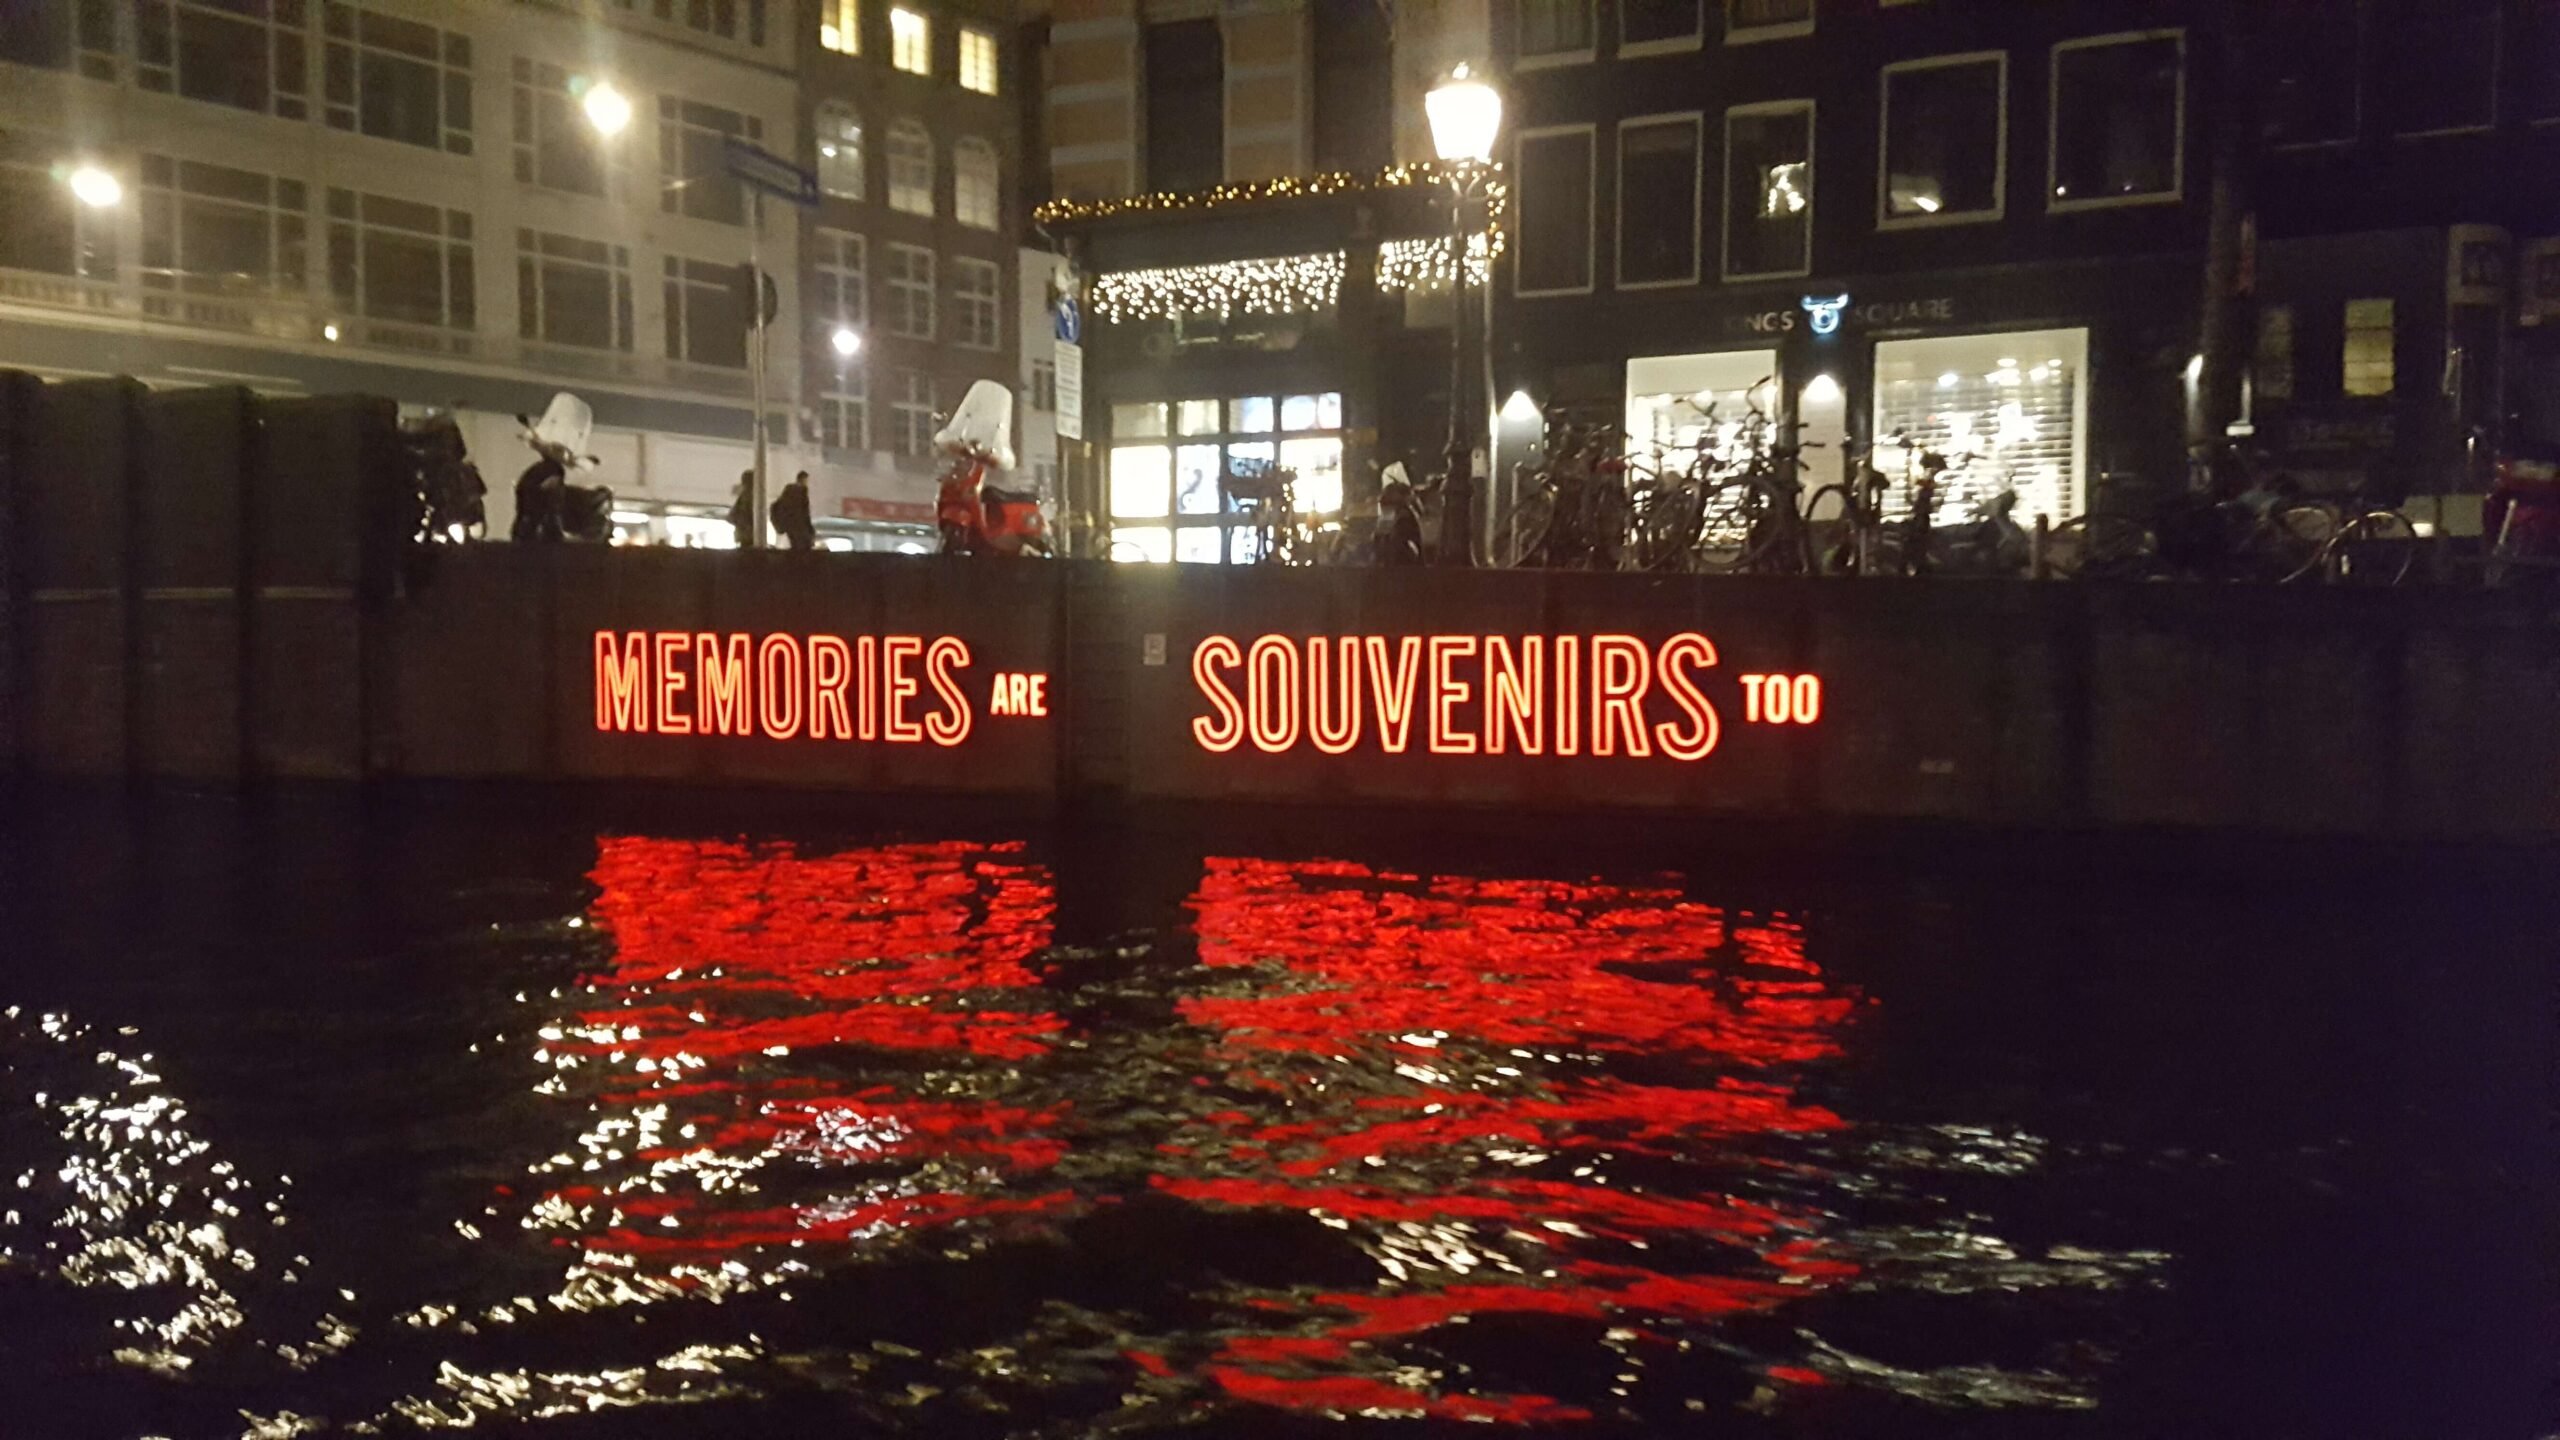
[593,630,1027,745]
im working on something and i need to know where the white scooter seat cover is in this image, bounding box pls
[934,379,1016,471]
[532,392,596,470]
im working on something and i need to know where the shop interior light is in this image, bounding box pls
[1500,389,1543,424]
[1802,373,1843,406]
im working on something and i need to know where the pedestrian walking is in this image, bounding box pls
[728,471,755,549]
[772,470,817,552]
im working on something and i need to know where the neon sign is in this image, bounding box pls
[592,630,1047,745]
[1800,293,1849,337]
[1188,633,1822,761]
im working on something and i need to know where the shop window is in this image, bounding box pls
[811,228,865,328]
[1621,0,1699,54]
[1109,394,1344,562]
[136,0,310,118]
[1880,53,2004,226]
[1517,126,1595,295]
[139,156,307,298]
[662,255,748,368]
[1724,102,1811,280]
[1618,114,1700,287]
[1872,329,2091,527]
[1725,0,1811,43]
[2262,0,2361,145]
[513,61,609,197]
[659,97,762,225]
[890,7,930,74]
[2050,31,2182,209]
[952,257,1000,349]
[820,0,857,53]
[2255,305,2295,403]
[1625,351,1777,479]
[818,105,865,200]
[1144,20,1223,191]
[325,189,474,331]
[2343,299,2394,397]
[954,139,1000,229]
[884,242,934,338]
[517,230,633,352]
[959,27,998,94]
[890,368,935,454]
[1517,0,1594,63]
[2378,0,2496,135]
[888,121,934,215]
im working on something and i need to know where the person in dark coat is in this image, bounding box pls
[1372,474,1423,566]
[771,470,817,551]
[728,471,755,548]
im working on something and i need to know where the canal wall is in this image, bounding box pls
[4,376,2559,839]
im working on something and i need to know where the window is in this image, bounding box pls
[812,228,865,328]
[1725,101,1812,279]
[1617,114,1700,287]
[619,0,770,46]
[512,61,608,196]
[659,97,763,225]
[1030,359,1057,411]
[1312,0,1392,171]
[2531,0,2560,122]
[884,242,934,338]
[1872,331,2091,526]
[960,27,998,93]
[517,230,633,351]
[2255,305,2295,403]
[817,104,865,200]
[952,258,1000,349]
[663,255,749,368]
[136,0,311,118]
[817,368,868,451]
[1,6,114,77]
[1725,0,1812,43]
[2343,299,2394,397]
[1880,53,2005,226]
[954,138,999,228]
[139,156,307,298]
[326,189,473,331]
[1516,0,1593,63]
[2050,31,2183,209]
[890,7,930,73]
[2379,0,2497,135]
[1107,394,1344,563]
[323,4,472,154]
[888,121,934,215]
[2263,0,2361,145]
[890,369,935,455]
[1516,126,1594,295]
[0,132,115,279]
[1145,19,1224,191]
[820,0,857,53]
[1621,0,1700,53]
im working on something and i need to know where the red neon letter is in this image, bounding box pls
[1484,635,1542,755]
[1553,636,1581,756]
[1028,674,1048,717]
[924,637,972,747]
[857,635,879,740]
[1793,675,1822,724]
[1428,636,1480,755]
[809,635,854,739]
[1247,635,1301,754]
[884,637,924,743]
[1654,633,1721,761]
[1306,637,1362,755]
[1592,634,1653,757]
[695,632,751,736]
[1362,636,1422,753]
[1192,636,1245,751]
[653,631,692,735]
[1739,674,1767,723]
[594,631,649,733]
[756,634,803,739]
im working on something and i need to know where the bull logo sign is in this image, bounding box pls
[1800,293,1849,337]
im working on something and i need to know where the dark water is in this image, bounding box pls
[0,792,2550,1439]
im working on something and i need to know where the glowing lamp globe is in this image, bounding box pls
[1426,65,1502,165]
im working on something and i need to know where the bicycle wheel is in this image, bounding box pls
[1619,475,1700,572]
[2255,500,2342,583]
[2044,514,2161,580]
[1802,484,1862,575]
[1689,478,1797,574]
[2327,509,2420,586]
[1489,489,1557,569]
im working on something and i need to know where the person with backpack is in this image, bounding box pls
[771,470,817,552]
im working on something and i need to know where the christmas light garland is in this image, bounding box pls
[1375,231,1501,293]
[1090,252,1348,322]
[1035,158,1508,227]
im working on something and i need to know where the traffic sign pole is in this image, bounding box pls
[748,189,768,550]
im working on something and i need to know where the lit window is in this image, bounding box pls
[820,0,857,53]
[891,8,930,74]
[1109,445,1171,518]
[953,138,999,228]
[816,104,864,200]
[1725,101,1812,279]
[888,120,933,214]
[2343,298,2394,397]
[1107,395,1342,563]
[959,27,998,93]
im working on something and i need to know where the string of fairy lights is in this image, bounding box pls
[1032,158,1506,227]
[1090,253,1349,323]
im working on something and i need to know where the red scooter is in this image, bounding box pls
[2485,448,2560,586]
[932,379,1050,557]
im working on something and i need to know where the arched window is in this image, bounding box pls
[954,138,999,229]
[888,120,933,215]
[816,103,864,200]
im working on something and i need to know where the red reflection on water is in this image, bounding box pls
[514,837,1064,1296]
[1150,856,1863,1422]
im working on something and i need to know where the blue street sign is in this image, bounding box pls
[721,135,819,208]
[1053,297,1083,345]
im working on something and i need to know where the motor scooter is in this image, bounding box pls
[510,392,614,544]
[933,379,1050,556]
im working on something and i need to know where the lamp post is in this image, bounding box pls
[1425,64,1501,566]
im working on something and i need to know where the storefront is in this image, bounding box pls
[1105,390,1349,563]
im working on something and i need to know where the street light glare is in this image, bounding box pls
[65,164,121,208]
[581,81,633,137]
[1426,65,1502,166]
[830,327,863,358]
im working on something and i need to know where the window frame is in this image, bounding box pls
[2046,28,2187,215]
[890,6,931,75]
[516,228,635,353]
[1618,0,1702,59]
[1614,111,1703,291]
[2265,3,2364,151]
[952,255,1001,349]
[2386,0,2501,139]
[1724,0,1813,46]
[953,137,1000,229]
[890,367,936,456]
[820,0,858,54]
[883,240,935,340]
[662,253,750,369]
[1875,50,2008,232]
[1722,98,1814,282]
[325,187,475,332]
[959,26,999,93]
[1514,122,1597,298]
[323,4,474,156]
[811,226,866,329]
[816,366,870,452]
[887,119,934,216]
[658,95,765,225]
[1514,0,1596,71]
[816,102,865,201]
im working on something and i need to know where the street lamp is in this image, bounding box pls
[1426,64,1502,565]
[579,80,633,138]
[63,163,122,209]
[831,326,863,359]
